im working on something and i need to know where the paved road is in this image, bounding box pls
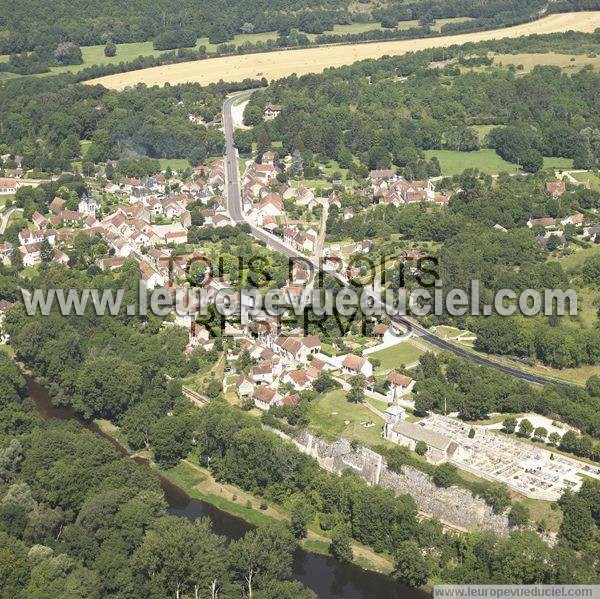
[0,207,18,235]
[222,92,569,387]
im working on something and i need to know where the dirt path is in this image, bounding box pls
[184,459,395,573]
[88,12,600,90]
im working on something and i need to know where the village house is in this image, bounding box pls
[262,151,276,165]
[328,191,341,209]
[341,354,373,378]
[0,178,20,194]
[57,210,85,225]
[20,243,41,267]
[0,242,13,266]
[385,371,415,401]
[78,194,99,216]
[162,198,186,220]
[295,186,315,208]
[281,369,311,391]
[373,323,389,339]
[370,169,396,183]
[545,181,566,198]
[19,229,56,247]
[264,104,282,120]
[256,193,284,224]
[272,335,319,362]
[282,393,300,407]
[163,229,188,245]
[394,177,435,203]
[235,375,254,400]
[582,225,600,242]
[48,197,66,213]
[187,324,215,352]
[560,213,585,227]
[129,186,154,204]
[527,217,557,229]
[251,360,277,385]
[252,385,282,411]
[31,211,48,230]
[139,261,165,289]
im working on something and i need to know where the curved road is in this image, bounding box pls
[222,93,568,387]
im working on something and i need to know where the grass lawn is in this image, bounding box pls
[520,496,563,532]
[43,41,163,75]
[158,158,191,170]
[469,124,496,141]
[492,52,600,73]
[369,341,425,372]
[543,156,574,170]
[571,170,600,191]
[424,149,518,176]
[571,286,599,328]
[307,389,386,447]
[556,243,600,271]
[290,178,332,188]
[80,140,92,158]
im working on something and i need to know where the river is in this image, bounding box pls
[28,376,426,599]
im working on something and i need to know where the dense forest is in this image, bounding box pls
[248,50,600,174]
[0,354,321,598]
[0,76,261,172]
[0,0,351,53]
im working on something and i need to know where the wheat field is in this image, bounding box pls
[87,12,600,90]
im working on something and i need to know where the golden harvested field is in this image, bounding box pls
[493,51,600,72]
[87,12,600,89]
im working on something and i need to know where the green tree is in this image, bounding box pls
[243,105,263,127]
[508,502,530,528]
[134,516,212,598]
[559,493,595,550]
[347,373,366,404]
[585,375,600,397]
[150,415,193,468]
[10,247,23,270]
[496,530,548,583]
[329,524,353,563]
[582,254,600,285]
[518,419,534,438]
[432,463,458,488]
[415,441,428,456]
[289,494,315,539]
[39,238,54,264]
[481,482,511,514]
[104,41,116,57]
[74,356,142,419]
[231,523,296,599]
[548,432,561,446]
[392,540,429,588]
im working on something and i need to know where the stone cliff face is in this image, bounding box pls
[292,430,509,536]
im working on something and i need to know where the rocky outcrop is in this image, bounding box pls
[292,430,509,536]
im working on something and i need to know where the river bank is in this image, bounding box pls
[26,374,425,599]
[94,418,398,575]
